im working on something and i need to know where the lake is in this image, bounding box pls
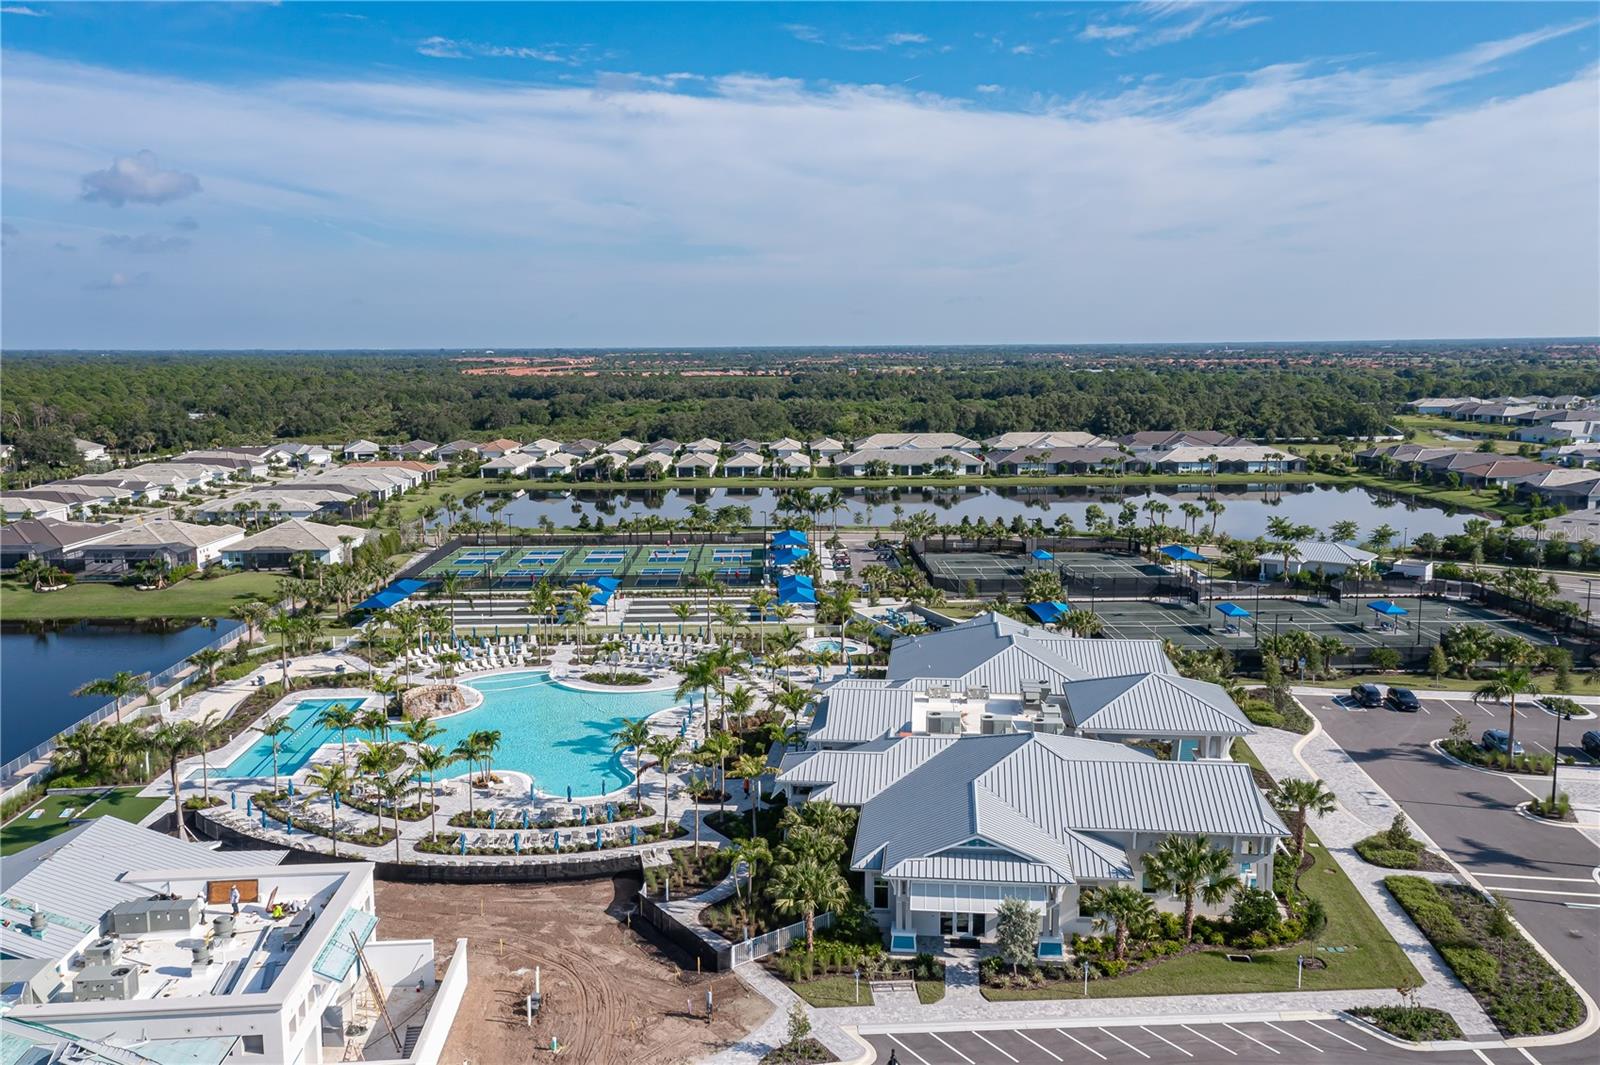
[440,483,1483,542]
[0,620,234,764]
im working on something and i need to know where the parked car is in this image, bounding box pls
[1349,683,1383,708]
[1482,729,1525,756]
[1384,687,1422,713]
[1581,731,1600,761]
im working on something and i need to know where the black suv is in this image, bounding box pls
[1350,683,1383,709]
[1385,687,1422,713]
[1582,730,1600,761]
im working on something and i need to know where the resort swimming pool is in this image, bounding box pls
[433,672,679,796]
[215,698,356,780]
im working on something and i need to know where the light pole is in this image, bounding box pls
[1549,702,1566,810]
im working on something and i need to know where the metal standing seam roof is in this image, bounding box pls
[1281,541,1378,567]
[844,733,1287,888]
[1060,673,1255,737]
[807,683,918,744]
[887,614,1173,688]
[777,736,957,805]
[0,818,284,962]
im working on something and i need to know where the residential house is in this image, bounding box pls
[1448,402,1538,425]
[984,431,1109,450]
[808,438,846,464]
[778,453,813,477]
[1137,445,1302,475]
[479,438,524,460]
[675,452,719,478]
[852,432,983,454]
[223,518,371,569]
[990,446,1126,476]
[435,439,483,461]
[768,437,806,459]
[646,438,681,455]
[628,452,673,480]
[390,439,438,459]
[1543,443,1600,467]
[262,442,333,467]
[722,451,768,477]
[604,437,644,457]
[1406,397,1478,415]
[533,452,579,479]
[1513,469,1600,510]
[0,493,78,522]
[343,459,442,483]
[523,437,563,457]
[480,452,540,478]
[341,439,381,460]
[684,437,723,455]
[77,519,245,570]
[0,517,121,570]
[1513,420,1600,445]
[1118,431,1249,454]
[561,438,603,457]
[837,448,987,477]
[73,438,109,463]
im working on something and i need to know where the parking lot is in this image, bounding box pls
[1301,689,1600,1007]
[862,1016,1597,1064]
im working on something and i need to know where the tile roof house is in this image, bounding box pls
[852,432,982,453]
[78,519,245,569]
[837,447,986,477]
[435,439,483,459]
[723,451,767,476]
[990,446,1126,476]
[341,439,381,460]
[478,438,524,459]
[223,518,371,568]
[675,452,720,478]
[984,431,1109,450]
[390,439,438,458]
[0,517,122,568]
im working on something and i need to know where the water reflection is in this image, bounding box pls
[438,482,1478,539]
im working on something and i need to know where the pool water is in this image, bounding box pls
[215,698,358,779]
[434,672,679,796]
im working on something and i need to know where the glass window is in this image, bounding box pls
[873,878,889,909]
[242,1036,265,1056]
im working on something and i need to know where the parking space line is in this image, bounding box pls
[1473,872,1595,883]
[1181,1026,1237,1055]
[1099,1028,1151,1059]
[1265,1022,1322,1052]
[1517,1048,1543,1064]
[1305,1020,1366,1050]
[926,1033,974,1064]
[887,1036,932,1065]
[1224,1024,1280,1054]
[1055,1029,1107,1061]
[1141,1027,1193,1057]
[969,1031,1017,1062]
[1470,1049,1492,1064]
[1014,1030,1063,1062]
[1480,887,1600,898]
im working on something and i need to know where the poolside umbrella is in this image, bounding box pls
[608,803,617,822]
[259,809,266,828]
[566,784,573,803]
[522,809,530,829]
[595,829,602,848]
[513,832,521,855]
[1160,545,1205,562]
[490,809,497,830]
[553,831,561,853]
[459,833,467,855]
[631,824,639,846]
[580,805,588,825]
[231,792,237,809]
[285,817,293,836]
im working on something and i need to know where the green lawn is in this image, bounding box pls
[1321,672,1489,693]
[0,787,166,855]
[1394,414,1515,440]
[984,776,1420,1002]
[787,974,874,1008]
[0,572,283,621]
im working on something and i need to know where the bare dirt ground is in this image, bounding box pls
[375,876,770,1065]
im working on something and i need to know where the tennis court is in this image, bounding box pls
[916,547,1180,596]
[1083,594,1547,651]
[421,546,511,577]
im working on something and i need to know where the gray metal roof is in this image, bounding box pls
[0,817,284,961]
[841,733,1287,887]
[777,736,956,805]
[807,681,918,744]
[886,612,1172,688]
[1061,673,1254,737]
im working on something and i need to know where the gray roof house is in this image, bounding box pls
[782,732,1286,956]
[886,612,1174,688]
[1258,540,1377,580]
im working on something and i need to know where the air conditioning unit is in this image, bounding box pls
[75,965,140,1002]
[927,685,951,699]
[83,937,121,966]
[965,686,990,700]
[146,898,202,932]
[924,708,963,735]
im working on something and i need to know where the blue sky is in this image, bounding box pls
[2,2,1596,347]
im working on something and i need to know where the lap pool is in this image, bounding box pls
[214,697,356,780]
[431,672,679,796]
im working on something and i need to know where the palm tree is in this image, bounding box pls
[53,726,105,776]
[733,752,768,835]
[142,722,200,841]
[450,737,481,820]
[72,671,150,725]
[264,614,296,686]
[318,702,359,772]
[306,762,352,858]
[468,729,502,783]
[699,730,739,802]
[768,858,851,952]
[611,718,653,809]
[646,735,686,832]
[435,572,465,632]
[725,685,757,733]
[1060,609,1104,638]
[1141,834,1240,941]
[414,744,455,840]
[669,601,695,645]
[1272,778,1338,864]
[1088,885,1155,961]
[728,836,771,911]
[191,709,227,807]
[397,715,446,767]
[372,773,408,862]
[1473,666,1538,755]
[254,715,294,796]
[188,648,225,687]
[676,657,718,723]
[357,705,390,743]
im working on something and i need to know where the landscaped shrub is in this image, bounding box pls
[1228,888,1283,939]
[1441,739,1554,775]
[1349,1005,1464,1042]
[1384,875,1583,1036]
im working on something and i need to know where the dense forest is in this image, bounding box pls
[2,348,1597,462]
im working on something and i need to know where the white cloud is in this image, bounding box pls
[416,35,588,64]
[1011,44,1036,56]
[784,23,933,52]
[79,149,201,206]
[100,232,192,253]
[1080,2,1268,54]
[84,271,150,291]
[0,5,48,15]
[1,33,1594,345]
[886,33,930,46]
[975,84,1004,94]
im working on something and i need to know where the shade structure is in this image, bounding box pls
[1026,601,1070,624]
[1368,600,1410,617]
[1214,602,1251,618]
[1160,544,1206,562]
[356,578,428,611]
[771,529,809,548]
[771,546,810,567]
[1030,549,1055,561]
[776,573,816,605]
[588,576,623,605]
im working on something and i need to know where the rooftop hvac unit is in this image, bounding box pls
[924,708,963,735]
[83,937,121,966]
[75,964,140,1003]
[191,942,212,968]
[927,685,951,699]
[965,686,990,700]
[147,898,202,933]
[212,914,236,941]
